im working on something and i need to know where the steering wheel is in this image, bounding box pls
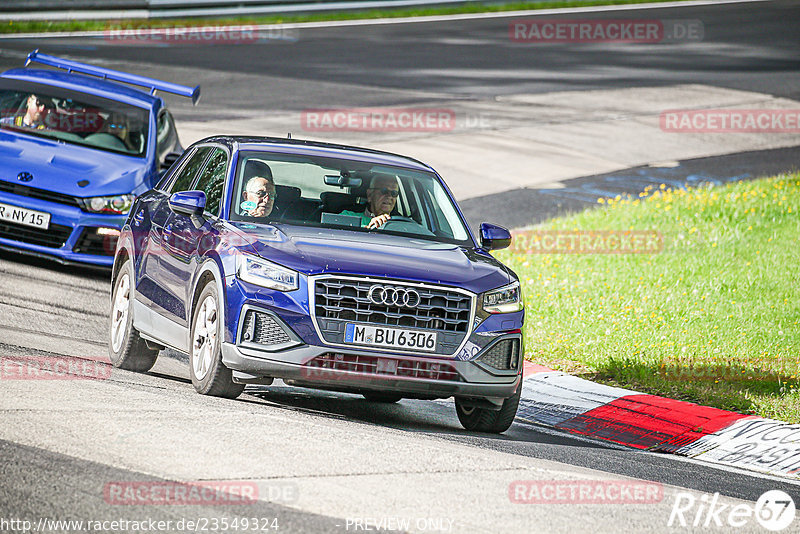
[381,216,414,225]
[378,216,435,236]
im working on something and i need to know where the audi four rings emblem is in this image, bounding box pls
[368,285,421,307]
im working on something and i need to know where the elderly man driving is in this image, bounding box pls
[341,173,399,229]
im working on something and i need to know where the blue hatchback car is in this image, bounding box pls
[0,50,198,267]
[110,136,524,432]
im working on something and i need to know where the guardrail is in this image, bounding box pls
[0,0,490,19]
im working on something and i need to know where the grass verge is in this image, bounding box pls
[1,0,696,34]
[495,174,800,422]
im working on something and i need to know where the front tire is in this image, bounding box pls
[455,376,522,434]
[189,282,244,399]
[108,259,159,372]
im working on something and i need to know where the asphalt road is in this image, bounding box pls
[1,1,800,532]
[1,0,799,112]
[1,250,799,533]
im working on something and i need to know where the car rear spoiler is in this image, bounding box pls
[25,49,201,105]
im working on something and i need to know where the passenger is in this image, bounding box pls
[1,93,47,129]
[241,161,277,218]
[340,173,399,229]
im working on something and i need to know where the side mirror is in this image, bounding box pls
[161,151,182,171]
[479,222,511,251]
[169,190,206,217]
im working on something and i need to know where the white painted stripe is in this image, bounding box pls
[675,417,800,480]
[0,0,770,39]
[635,443,800,488]
[518,371,636,426]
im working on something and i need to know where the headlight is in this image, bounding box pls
[237,254,298,292]
[79,194,134,214]
[482,282,522,313]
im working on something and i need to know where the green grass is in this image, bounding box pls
[495,174,800,422]
[1,0,696,34]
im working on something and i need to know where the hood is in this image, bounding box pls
[228,222,512,294]
[0,130,150,197]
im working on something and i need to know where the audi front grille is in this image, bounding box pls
[312,276,474,356]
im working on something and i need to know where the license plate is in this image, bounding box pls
[0,201,50,230]
[344,324,437,352]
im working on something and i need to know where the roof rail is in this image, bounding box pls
[25,49,201,105]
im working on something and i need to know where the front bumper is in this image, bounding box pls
[0,191,125,267]
[222,342,522,400]
[223,275,524,400]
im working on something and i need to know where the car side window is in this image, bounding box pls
[156,109,179,165]
[193,148,228,217]
[169,146,212,194]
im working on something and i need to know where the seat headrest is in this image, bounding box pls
[321,191,362,213]
[244,160,273,181]
[275,184,301,203]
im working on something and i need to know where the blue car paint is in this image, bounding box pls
[116,136,523,401]
[0,59,194,267]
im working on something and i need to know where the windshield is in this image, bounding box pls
[0,80,149,157]
[229,150,473,247]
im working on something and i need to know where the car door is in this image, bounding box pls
[147,145,213,323]
[160,146,229,328]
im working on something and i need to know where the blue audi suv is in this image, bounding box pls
[109,136,524,432]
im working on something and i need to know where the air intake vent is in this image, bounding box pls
[478,339,520,370]
[241,310,292,346]
[0,219,72,248]
[0,180,81,208]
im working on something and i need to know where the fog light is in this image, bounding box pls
[96,228,121,237]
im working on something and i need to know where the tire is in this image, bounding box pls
[362,392,403,403]
[108,259,159,372]
[189,281,245,399]
[455,376,522,434]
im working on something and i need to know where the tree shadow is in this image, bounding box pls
[588,356,799,416]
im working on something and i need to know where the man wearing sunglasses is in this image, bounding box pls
[341,174,400,229]
[1,93,47,129]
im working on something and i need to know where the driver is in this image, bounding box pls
[1,93,47,129]
[341,173,399,229]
